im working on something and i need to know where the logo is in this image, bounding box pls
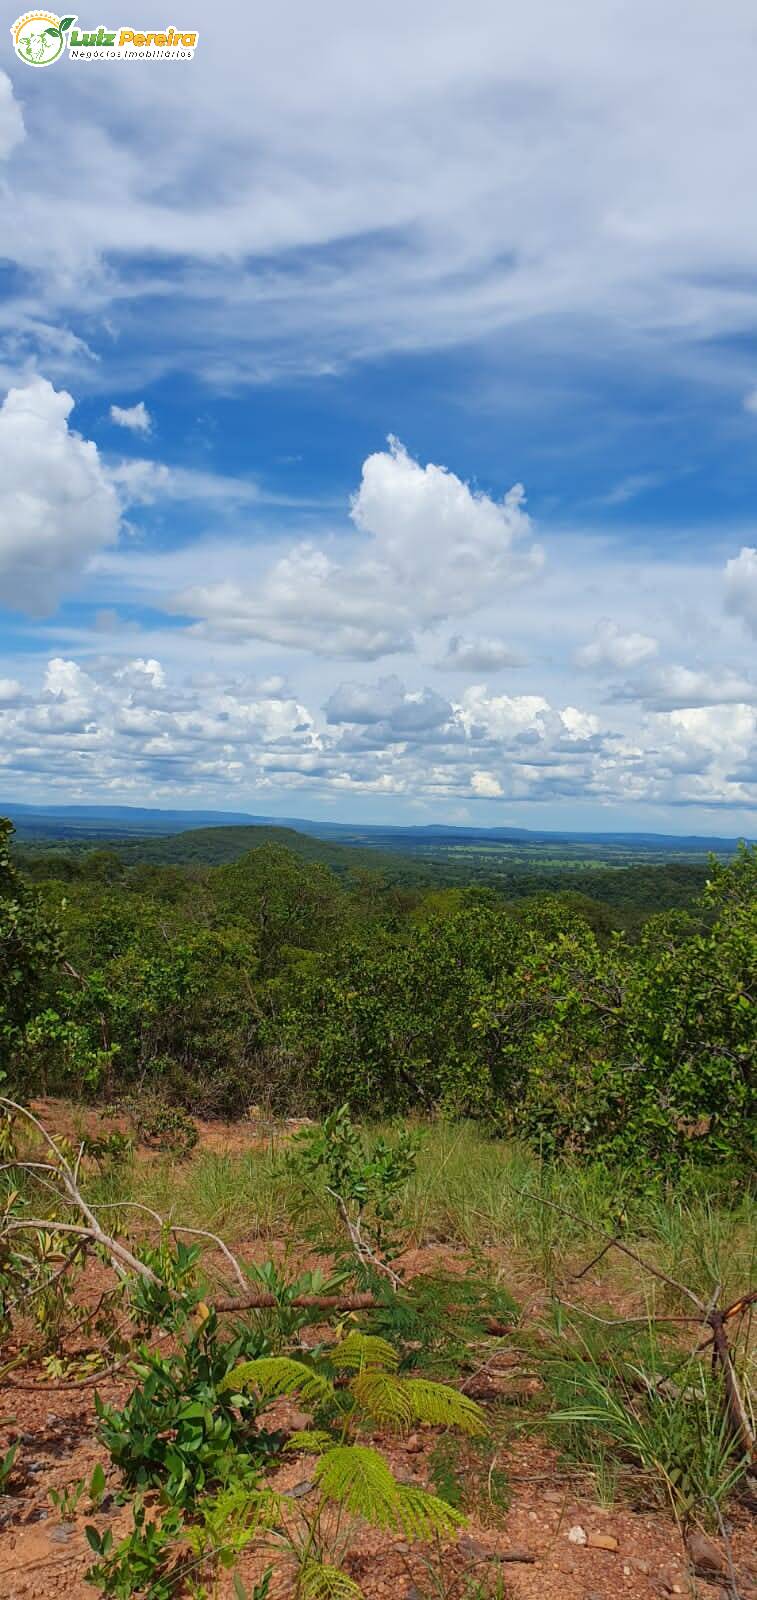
[10,11,198,63]
[11,11,74,66]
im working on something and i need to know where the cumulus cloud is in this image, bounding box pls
[576,619,659,670]
[470,769,504,798]
[438,635,524,672]
[1,655,753,815]
[110,401,152,434]
[325,676,451,732]
[0,379,120,614]
[178,438,542,658]
[724,546,757,637]
[612,664,755,711]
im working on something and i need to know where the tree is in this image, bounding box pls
[0,817,60,1085]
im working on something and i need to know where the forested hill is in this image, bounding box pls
[14,819,715,920]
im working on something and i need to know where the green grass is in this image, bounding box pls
[82,1120,756,1311]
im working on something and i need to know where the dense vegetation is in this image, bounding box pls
[2,816,754,1173]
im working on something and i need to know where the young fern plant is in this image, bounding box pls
[220,1331,487,1598]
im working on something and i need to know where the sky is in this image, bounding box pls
[0,0,756,833]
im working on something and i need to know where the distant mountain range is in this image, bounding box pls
[1,800,749,853]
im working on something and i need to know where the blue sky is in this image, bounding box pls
[0,0,755,832]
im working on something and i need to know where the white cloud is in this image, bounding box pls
[178,437,542,658]
[576,619,659,670]
[7,5,757,392]
[0,72,24,162]
[0,654,753,819]
[110,401,152,435]
[471,769,503,798]
[437,635,524,672]
[724,546,757,637]
[613,663,755,711]
[325,676,451,732]
[0,379,120,614]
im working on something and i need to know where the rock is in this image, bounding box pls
[587,1531,618,1552]
[630,1558,651,1575]
[458,1535,495,1561]
[405,1433,422,1454]
[555,1555,576,1574]
[657,1568,684,1595]
[568,1523,588,1545]
[287,1479,315,1499]
[686,1531,726,1578]
[50,1524,74,1544]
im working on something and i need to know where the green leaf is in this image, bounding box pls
[315,1445,401,1528]
[330,1332,399,1373]
[218,1356,334,1408]
[298,1562,362,1600]
[59,16,76,28]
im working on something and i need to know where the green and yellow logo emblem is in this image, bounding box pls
[11,11,75,66]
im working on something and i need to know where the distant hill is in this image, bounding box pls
[1,800,748,855]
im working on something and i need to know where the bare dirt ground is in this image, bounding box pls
[1,1108,754,1600]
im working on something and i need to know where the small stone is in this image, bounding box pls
[686,1532,726,1578]
[568,1524,588,1545]
[287,1479,315,1499]
[631,1558,651,1575]
[658,1573,683,1597]
[405,1433,422,1454]
[458,1535,494,1561]
[50,1524,74,1544]
[587,1532,618,1552]
[556,1555,576,1575]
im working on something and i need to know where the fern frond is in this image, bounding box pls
[218,1356,334,1408]
[330,1332,399,1373]
[314,1445,401,1528]
[395,1484,465,1540]
[245,1487,286,1532]
[285,1430,334,1455]
[350,1372,414,1430]
[402,1379,487,1436]
[298,1562,363,1600]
